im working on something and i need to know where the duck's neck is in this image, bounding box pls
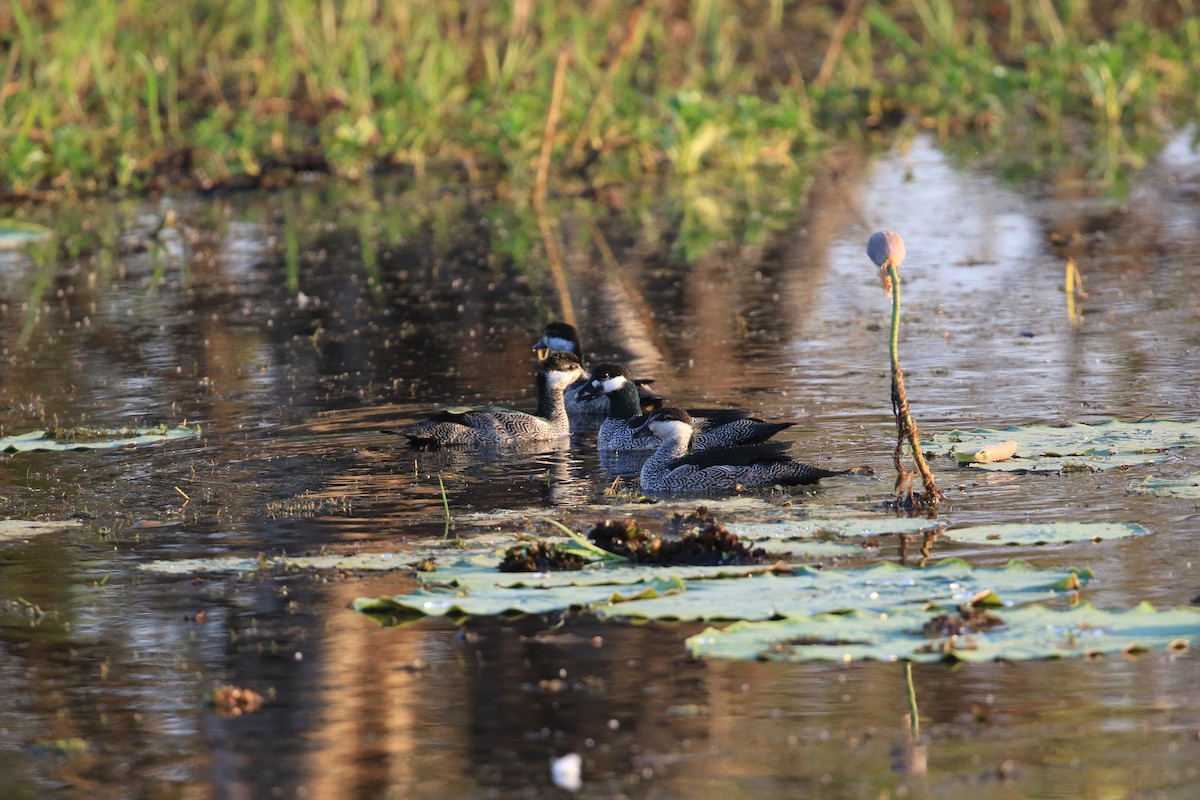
[606,379,642,420]
[640,429,691,486]
[536,373,572,434]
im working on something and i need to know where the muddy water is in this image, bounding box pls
[1,134,1199,798]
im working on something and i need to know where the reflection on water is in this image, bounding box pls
[1,135,1199,797]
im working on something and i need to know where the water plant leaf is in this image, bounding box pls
[141,551,427,575]
[686,602,1200,663]
[0,425,201,452]
[728,517,945,541]
[937,521,1148,546]
[353,558,1091,624]
[1127,474,1200,499]
[0,519,83,542]
[729,518,1141,547]
[593,559,1089,622]
[922,419,1200,472]
[0,219,53,249]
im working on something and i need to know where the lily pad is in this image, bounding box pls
[1127,474,1200,499]
[922,419,1200,472]
[141,550,430,575]
[353,557,1090,624]
[0,424,201,452]
[0,519,83,542]
[0,219,53,250]
[938,521,1149,546]
[728,517,944,541]
[728,518,1141,547]
[686,602,1200,663]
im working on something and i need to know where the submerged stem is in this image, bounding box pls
[904,661,920,739]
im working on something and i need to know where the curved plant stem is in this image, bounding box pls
[886,262,945,510]
[438,475,451,539]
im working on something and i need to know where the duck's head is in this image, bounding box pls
[532,321,583,363]
[575,362,633,401]
[537,351,584,391]
[631,407,694,441]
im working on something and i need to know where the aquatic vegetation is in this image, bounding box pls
[687,602,1200,663]
[351,553,1089,624]
[728,519,1149,548]
[0,519,83,542]
[0,424,201,452]
[585,517,777,567]
[1128,475,1200,499]
[922,419,1200,473]
[499,541,589,573]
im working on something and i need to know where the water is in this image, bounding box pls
[1,135,1199,798]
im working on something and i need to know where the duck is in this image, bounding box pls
[392,352,584,448]
[532,322,661,420]
[576,362,794,451]
[631,407,848,493]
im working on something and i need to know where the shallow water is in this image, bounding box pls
[1,134,1199,798]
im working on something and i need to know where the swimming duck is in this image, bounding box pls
[632,407,846,493]
[532,322,661,419]
[576,362,793,451]
[393,352,584,448]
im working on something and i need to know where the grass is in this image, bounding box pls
[0,1,1197,199]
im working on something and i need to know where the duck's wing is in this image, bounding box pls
[695,418,794,448]
[667,441,793,470]
[687,408,754,429]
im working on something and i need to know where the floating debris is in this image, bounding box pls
[209,685,264,717]
[588,517,778,566]
[499,541,589,572]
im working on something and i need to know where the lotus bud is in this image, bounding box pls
[868,230,905,291]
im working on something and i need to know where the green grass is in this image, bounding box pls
[1,1,1197,198]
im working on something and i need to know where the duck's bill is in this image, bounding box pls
[575,381,603,400]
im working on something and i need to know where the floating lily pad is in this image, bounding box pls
[0,424,201,452]
[922,419,1200,472]
[967,453,1170,474]
[0,219,53,250]
[353,557,1090,624]
[938,521,1148,546]
[140,551,422,575]
[729,517,944,540]
[0,519,83,542]
[686,602,1200,663]
[728,518,1141,547]
[1127,474,1200,499]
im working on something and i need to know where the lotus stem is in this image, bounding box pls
[868,231,946,511]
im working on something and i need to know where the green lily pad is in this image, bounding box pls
[1127,474,1200,499]
[686,602,1200,663]
[938,521,1149,546]
[0,519,83,542]
[922,419,1200,472]
[140,551,422,575]
[729,517,944,541]
[728,518,1142,547]
[353,557,1090,624]
[0,219,53,250]
[0,424,201,452]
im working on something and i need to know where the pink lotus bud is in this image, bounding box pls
[867,230,906,268]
